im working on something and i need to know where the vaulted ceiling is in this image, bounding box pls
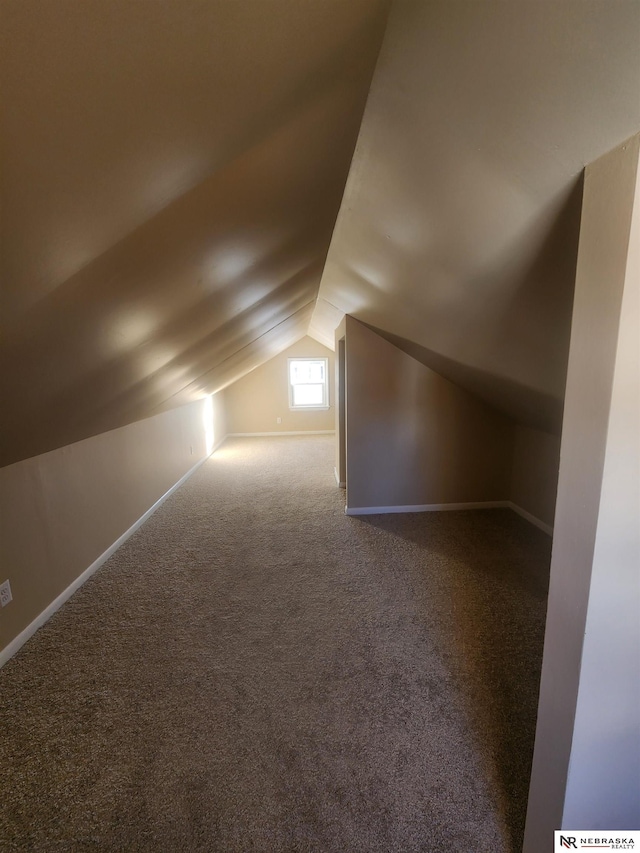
[1,0,639,466]
[311,0,640,432]
[0,0,389,465]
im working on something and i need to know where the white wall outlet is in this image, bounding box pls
[0,580,12,608]
[276,417,282,424]
[190,444,194,455]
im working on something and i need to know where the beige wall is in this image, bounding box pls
[524,135,640,849]
[335,332,347,486]
[211,389,228,451]
[224,337,335,435]
[343,317,514,510]
[0,394,225,657]
[510,425,561,528]
[563,136,640,829]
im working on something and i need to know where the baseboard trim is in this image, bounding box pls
[228,430,335,437]
[1,456,551,668]
[345,500,509,516]
[507,501,554,536]
[334,467,346,488]
[345,499,553,535]
[0,450,217,670]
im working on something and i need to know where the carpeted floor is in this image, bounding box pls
[0,435,551,852]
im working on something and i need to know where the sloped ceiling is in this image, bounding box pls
[311,0,640,433]
[0,0,389,466]
[2,1,639,468]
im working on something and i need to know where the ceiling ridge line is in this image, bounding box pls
[150,300,316,411]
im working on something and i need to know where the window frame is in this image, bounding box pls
[287,357,329,411]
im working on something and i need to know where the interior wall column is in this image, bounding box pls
[524,134,640,849]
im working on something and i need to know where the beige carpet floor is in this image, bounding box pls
[0,435,551,852]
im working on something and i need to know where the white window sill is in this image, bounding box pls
[289,406,330,411]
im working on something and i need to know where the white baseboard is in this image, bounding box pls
[228,431,335,437]
[507,501,554,536]
[1,452,551,669]
[334,467,346,488]
[345,499,553,535]
[345,500,509,516]
[0,450,217,670]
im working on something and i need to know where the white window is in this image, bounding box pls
[288,357,329,409]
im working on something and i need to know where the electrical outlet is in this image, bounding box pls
[0,580,12,608]
[276,417,282,424]
[190,444,194,455]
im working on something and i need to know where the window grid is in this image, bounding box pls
[288,357,329,410]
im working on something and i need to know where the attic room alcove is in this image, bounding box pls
[1,0,639,848]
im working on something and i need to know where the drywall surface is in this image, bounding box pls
[524,136,640,850]
[0,396,220,654]
[510,425,561,528]
[344,317,514,509]
[212,388,228,449]
[0,0,388,467]
[313,0,640,431]
[336,338,347,485]
[334,316,347,482]
[562,142,640,829]
[224,336,334,434]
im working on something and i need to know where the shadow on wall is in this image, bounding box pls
[357,507,552,852]
[364,175,584,436]
[365,325,564,435]
[344,317,515,510]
